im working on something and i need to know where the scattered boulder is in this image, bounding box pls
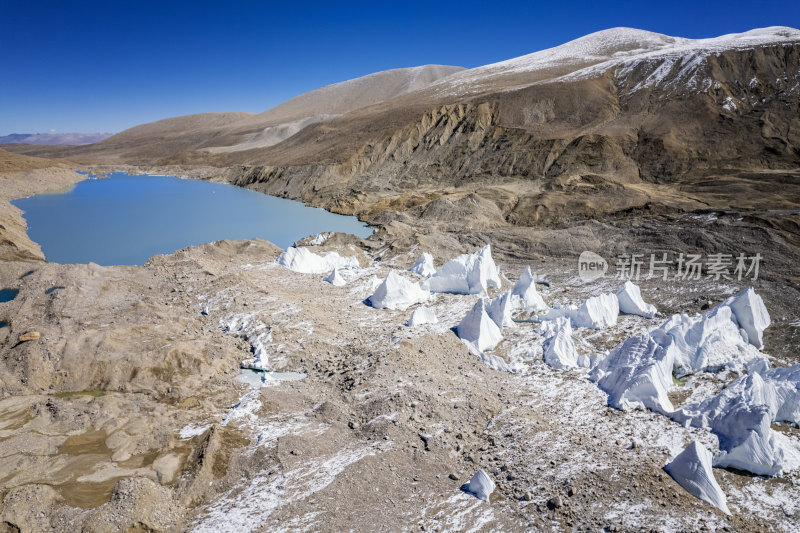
[547,495,563,510]
[18,331,40,342]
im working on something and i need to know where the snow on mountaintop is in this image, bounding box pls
[476,27,687,75]
[433,26,800,94]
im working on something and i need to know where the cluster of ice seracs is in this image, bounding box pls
[273,241,800,510]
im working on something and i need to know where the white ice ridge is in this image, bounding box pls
[221,313,272,371]
[538,294,619,329]
[589,330,676,415]
[409,252,436,277]
[486,290,517,329]
[540,317,579,370]
[673,369,800,476]
[761,364,800,424]
[665,441,731,515]
[322,267,346,286]
[309,232,331,245]
[588,288,771,413]
[511,266,547,311]
[465,469,495,503]
[276,246,360,274]
[422,245,501,295]
[406,306,438,327]
[658,305,760,377]
[457,299,503,352]
[367,270,430,311]
[572,293,619,329]
[616,281,657,318]
[718,287,771,350]
[654,287,769,376]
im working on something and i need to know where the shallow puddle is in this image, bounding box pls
[57,428,111,456]
[0,288,19,303]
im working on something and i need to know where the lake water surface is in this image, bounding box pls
[12,172,372,265]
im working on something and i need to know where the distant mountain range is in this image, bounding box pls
[5,26,800,251]
[0,132,113,145]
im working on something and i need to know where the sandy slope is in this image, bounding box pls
[0,153,81,262]
[0,230,798,531]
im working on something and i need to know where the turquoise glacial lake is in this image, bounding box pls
[12,172,372,266]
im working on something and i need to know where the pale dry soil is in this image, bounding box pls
[0,167,798,532]
[0,232,797,532]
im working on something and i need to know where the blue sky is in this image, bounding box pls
[1,1,797,135]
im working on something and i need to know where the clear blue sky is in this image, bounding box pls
[1,0,797,135]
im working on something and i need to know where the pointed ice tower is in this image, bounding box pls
[457,299,503,352]
[409,252,436,277]
[464,469,495,503]
[323,267,346,286]
[368,271,430,310]
[512,266,547,311]
[423,245,500,295]
[616,281,656,318]
[486,290,517,328]
[665,441,730,515]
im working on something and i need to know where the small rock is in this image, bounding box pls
[522,492,533,501]
[448,473,459,481]
[506,473,516,481]
[547,496,563,509]
[567,486,576,497]
[348,421,359,430]
[19,331,40,342]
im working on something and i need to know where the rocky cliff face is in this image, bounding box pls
[6,29,800,271]
[223,41,800,229]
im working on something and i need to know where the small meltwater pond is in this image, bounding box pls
[0,289,19,303]
[12,172,373,266]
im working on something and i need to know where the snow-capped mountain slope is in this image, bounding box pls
[562,26,800,89]
[432,26,800,96]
